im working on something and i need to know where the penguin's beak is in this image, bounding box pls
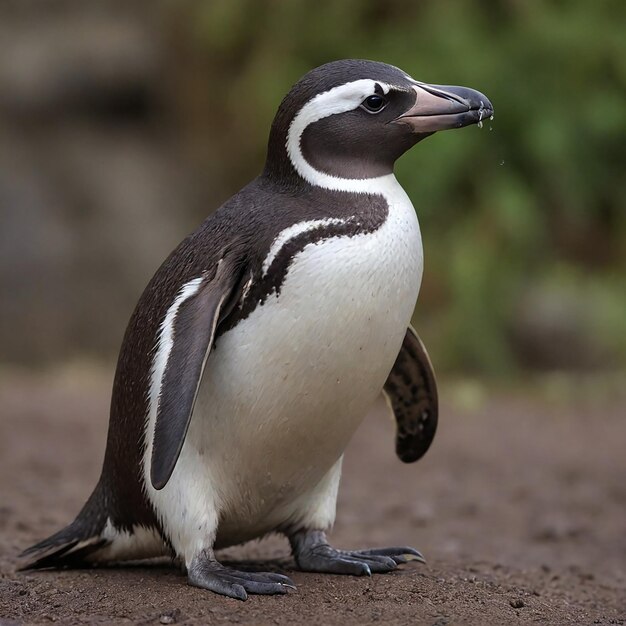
[394,83,494,133]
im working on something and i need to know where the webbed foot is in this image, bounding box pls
[290,530,425,576]
[188,549,296,600]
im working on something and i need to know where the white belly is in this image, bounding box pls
[150,177,423,552]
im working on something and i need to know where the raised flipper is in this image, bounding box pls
[150,256,245,490]
[383,326,438,463]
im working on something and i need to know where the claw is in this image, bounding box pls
[404,552,426,564]
[390,555,407,564]
[266,573,297,586]
[360,546,426,564]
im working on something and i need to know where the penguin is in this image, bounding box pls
[21,59,493,599]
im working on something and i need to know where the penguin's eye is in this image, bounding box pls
[361,94,387,114]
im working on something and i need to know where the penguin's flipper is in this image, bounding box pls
[383,326,438,463]
[150,257,245,490]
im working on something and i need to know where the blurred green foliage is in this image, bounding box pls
[166,0,626,373]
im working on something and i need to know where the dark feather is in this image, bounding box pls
[384,326,438,463]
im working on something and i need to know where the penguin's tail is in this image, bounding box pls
[19,483,110,570]
[19,482,168,570]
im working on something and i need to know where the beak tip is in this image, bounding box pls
[397,83,494,133]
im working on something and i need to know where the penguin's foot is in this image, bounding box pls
[188,549,296,600]
[290,530,425,576]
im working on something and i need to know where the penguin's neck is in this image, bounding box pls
[262,154,399,197]
[263,141,407,203]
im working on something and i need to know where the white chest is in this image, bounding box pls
[186,176,422,528]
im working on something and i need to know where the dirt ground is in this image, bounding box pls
[0,369,624,625]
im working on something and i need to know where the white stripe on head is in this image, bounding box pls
[262,217,347,276]
[286,79,397,193]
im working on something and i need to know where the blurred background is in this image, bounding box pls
[2,5,626,621]
[1,0,625,376]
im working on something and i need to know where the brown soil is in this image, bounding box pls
[0,370,624,625]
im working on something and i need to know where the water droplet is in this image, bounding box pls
[477,100,485,128]
[488,125,493,131]
[499,160,505,166]
[490,114,494,121]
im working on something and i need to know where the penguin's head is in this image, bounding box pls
[264,59,493,188]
